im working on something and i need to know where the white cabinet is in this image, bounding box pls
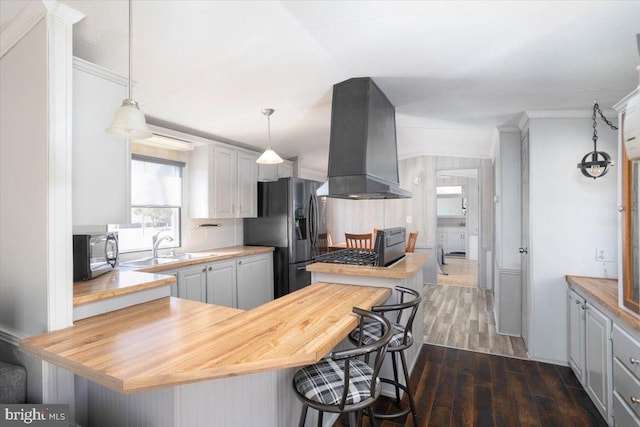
[257,160,293,182]
[613,325,640,426]
[568,289,586,383]
[189,145,258,219]
[177,265,207,302]
[584,302,613,423]
[447,231,466,253]
[237,254,274,310]
[72,58,130,226]
[206,259,236,307]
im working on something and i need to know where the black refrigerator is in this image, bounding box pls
[244,178,327,298]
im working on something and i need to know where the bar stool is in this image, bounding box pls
[348,286,422,425]
[293,308,393,427]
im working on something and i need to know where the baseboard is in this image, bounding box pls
[0,326,25,347]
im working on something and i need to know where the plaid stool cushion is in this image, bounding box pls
[294,358,378,406]
[350,321,409,349]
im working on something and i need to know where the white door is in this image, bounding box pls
[520,130,530,351]
[585,303,612,422]
[236,255,273,310]
[567,290,586,383]
[237,151,258,218]
[178,266,207,302]
[213,146,237,218]
[206,260,237,307]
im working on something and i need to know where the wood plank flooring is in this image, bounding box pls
[437,257,478,287]
[423,284,527,358]
[334,344,607,427]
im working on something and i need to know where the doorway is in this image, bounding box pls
[435,168,479,287]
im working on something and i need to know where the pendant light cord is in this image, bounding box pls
[592,102,618,152]
[128,0,132,100]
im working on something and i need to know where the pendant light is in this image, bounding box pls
[106,0,152,139]
[577,102,618,179]
[256,108,284,165]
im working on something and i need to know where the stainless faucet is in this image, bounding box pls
[152,232,174,258]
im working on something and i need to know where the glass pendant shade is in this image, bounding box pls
[256,108,283,164]
[106,99,153,139]
[256,148,283,165]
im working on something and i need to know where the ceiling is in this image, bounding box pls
[2,1,639,174]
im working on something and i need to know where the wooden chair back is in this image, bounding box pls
[317,233,329,253]
[406,231,418,253]
[345,232,373,249]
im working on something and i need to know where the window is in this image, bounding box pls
[109,155,184,253]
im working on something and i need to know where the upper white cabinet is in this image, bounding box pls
[72,58,130,226]
[189,144,258,219]
[257,160,293,182]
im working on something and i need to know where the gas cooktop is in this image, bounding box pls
[314,249,379,266]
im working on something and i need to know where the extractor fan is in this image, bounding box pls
[623,33,640,160]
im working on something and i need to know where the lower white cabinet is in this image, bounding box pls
[584,302,613,422]
[170,253,273,309]
[612,324,640,426]
[178,265,207,302]
[237,254,274,310]
[566,289,614,425]
[568,289,586,383]
[206,259,236,307]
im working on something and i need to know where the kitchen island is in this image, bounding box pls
[21,282,390,427]
[307,252,429,398]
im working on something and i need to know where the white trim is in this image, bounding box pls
[0,1,83,59]
[518,112,530,130]
[496,267,521,276]
[526,109,617,119]
[0,327,26,346]
[613,89,639,113]
[73,57,128,86]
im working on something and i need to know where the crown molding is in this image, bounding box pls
[526,109,617,119]
[1,1,83,59]
[613,89,639,113]
[73,57,129,86]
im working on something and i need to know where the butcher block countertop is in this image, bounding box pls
[73,246,273,307]
[565,275,640,333]
[21,282,391,394]
[307,253,429,279]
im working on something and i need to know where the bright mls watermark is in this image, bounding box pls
[0,404,69,426]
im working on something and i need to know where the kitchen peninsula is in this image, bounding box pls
[307,252,429,396]
[20,282,390,427]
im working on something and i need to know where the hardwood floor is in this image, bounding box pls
[334,344,607,427]
[437,257,478,287]
[423,284,527,358]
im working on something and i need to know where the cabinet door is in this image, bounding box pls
[447,232,465,252]
[277,162,293,178]
[568,290,586,384]
[236,254,274,310]
[585,302,613,422]
[237,151,258,218]
[206,260,237,307]
[188,145,214,218]
[178,266,207,302]
[72,60,130,226]
[258,164,278,182]
[213,146,237,218]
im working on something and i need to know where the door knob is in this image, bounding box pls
[519,248,528,254]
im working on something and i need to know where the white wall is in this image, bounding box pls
[528,116,618,363]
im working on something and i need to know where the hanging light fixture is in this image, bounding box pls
[577,102,618,179]
[106,0,152,139]
[256,108,284,165]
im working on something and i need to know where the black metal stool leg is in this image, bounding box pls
[391,351,401,404]
[298,403,308,427]
[317,410,323,427]
[347,411,357,427]
[366,406,377,427]
[400,350,418,426]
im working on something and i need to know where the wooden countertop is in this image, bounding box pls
[307,253,429,279]
[21,282,391,393]
[73,246,273,307]
[136,245,274,273]
[565,275,640,333]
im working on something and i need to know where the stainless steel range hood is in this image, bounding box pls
[317,77,411,199]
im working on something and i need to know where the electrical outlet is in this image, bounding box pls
[595,247,614,262]
[406,216,412,224]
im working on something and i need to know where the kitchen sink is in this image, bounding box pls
[119,253,219,268]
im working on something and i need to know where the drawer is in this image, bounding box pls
[614,390,640,427]
[614,357,640,419]
[436,233,447,242]
[613,324,640,378]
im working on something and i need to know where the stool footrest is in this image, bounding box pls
[373,378,412,419]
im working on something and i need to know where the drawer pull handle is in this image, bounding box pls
[630,357,640,365]
[631,397,640,405]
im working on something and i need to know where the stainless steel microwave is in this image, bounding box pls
[73,233,118,281]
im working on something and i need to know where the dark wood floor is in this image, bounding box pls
[334,344,607,427]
